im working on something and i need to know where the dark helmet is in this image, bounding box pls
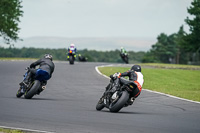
[44,54,53,61]
[131,65,141,72]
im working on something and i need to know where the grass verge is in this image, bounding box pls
[98,66,200,102]
[0,128,23,133]
[0,57,37,61]
[139,63,200,70]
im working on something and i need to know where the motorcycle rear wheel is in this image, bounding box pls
[24,80,41,99]
[109,91,129,113]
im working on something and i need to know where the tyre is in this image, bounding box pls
[124,57,129,64]
[109,91,129,113]
[96,99,104,111]
[16,88,24,98]
[69,56,74,64]
[24,80,41,99]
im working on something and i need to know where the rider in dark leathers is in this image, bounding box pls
[20,54,55,91]
[106,65,144,105]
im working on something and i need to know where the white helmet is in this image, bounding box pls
[70,44,75,47]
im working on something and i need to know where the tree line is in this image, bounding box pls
[0,47,145,63]
[143,0,200,65]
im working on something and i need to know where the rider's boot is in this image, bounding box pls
[128,97,135,105]
[124,97,135,107]
[37,81,47,95]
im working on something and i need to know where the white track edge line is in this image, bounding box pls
[0,126,55,133]
[95,64,200,104]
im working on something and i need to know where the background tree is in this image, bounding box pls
[142,1,200,65]
[184,0,200,52]
[0,0,23,44]
[143,33,178,63]
[142,26,192,64]
[0,47,145,63]
[174,26,189,64]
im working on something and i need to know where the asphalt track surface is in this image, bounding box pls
[0,61,200,133]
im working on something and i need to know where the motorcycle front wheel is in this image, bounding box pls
[124,57,129,64]
[16,88,24,98]
[96,98,105,111]
[69,56,74,64]
[109,91,129,113]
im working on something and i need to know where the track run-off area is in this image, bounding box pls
[0,61,200,133]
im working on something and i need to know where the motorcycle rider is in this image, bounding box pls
[19,54,55,94]
[106,65,144,105]
[67,43,77,59]
[120,47,128,56]
[78,54,87,62]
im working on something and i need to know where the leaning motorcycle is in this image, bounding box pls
[16,67,46,99]
[67,50,76,65]
[120,53,129,64]
[96,76,137,112]
[78,54,88,62]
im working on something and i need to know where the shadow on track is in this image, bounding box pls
[10,96,58,101]
[97,110,155,115]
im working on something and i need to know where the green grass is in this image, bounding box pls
[139,63,200,70]
[98,66,200,102]
[0,57,37,61]
[0,128,23,133]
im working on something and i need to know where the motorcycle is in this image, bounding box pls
[78,54,88,62]
[68,49,76,65]
[16,67,46,99]
[120,53,129,64]
[96,76,137,112]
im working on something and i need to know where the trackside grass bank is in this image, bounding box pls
[0,128,23,133]
[139,63,200,70]
[98,66,200,102]
[0,57,37,61]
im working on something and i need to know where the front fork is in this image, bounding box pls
[67,54,76,59]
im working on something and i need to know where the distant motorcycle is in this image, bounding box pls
[68,49,76,65]
[78,54,88,62]
[16,67,46,99]
[120,53,129,64]
[96,76,137,112]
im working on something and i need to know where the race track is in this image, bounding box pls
[0,61,200,133]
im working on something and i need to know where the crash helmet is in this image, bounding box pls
[44,54,53,61]
[131,65,141,72]
[70,43,75,48]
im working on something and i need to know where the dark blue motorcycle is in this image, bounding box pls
[16,67,47,99]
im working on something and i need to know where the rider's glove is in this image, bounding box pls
[30,64,35,69]
[110,74,117,80]
[110,75,114,79]
[113,72,121,78]
[117,73,121,78]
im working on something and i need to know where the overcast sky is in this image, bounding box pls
[18,0,192,39]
